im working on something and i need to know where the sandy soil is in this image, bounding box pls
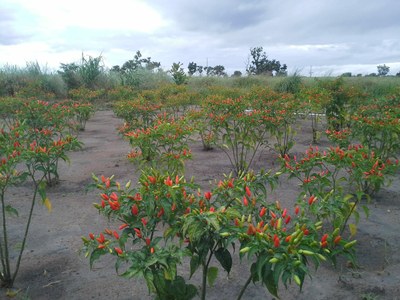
[2,110,400,300]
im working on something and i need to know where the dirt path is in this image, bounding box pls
[2,110,400,300]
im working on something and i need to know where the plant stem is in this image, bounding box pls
[0,187,11,285]
[236,273,253,300]
[11,175,43,285]
[200,244,217,300]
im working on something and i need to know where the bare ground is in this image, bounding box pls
[2,110,400,300]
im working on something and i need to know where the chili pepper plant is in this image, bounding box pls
[83,168,357,299]
[297,86,331,144]
[122,114,193,174]
[0,121,53,288]
[202,96,269,175]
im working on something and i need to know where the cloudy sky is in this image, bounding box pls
[1,0,400,76]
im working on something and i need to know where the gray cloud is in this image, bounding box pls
[0,7,33,45]
[152,0,268,32]
[1,0,399,75]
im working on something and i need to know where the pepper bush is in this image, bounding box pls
[83,168,357,299]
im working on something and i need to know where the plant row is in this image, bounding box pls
[0,99,93,288]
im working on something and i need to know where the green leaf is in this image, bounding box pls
[272,262,285,287]
[189,255,201,278]
[349,223,357,237]
[207,266,218,287]
[263,267,279,298]
[185,284,198,300]
[215,248,232,274]
[89,248,104,269]
[5,205,18,217]
[343,194,354,202]
[362,205,370,218]
[281,270,292,288]
[38,181,47,200]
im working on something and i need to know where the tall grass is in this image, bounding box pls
[0,62,67,98]
[1,59,399,101]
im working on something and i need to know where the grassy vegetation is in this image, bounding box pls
[1,60,400,103]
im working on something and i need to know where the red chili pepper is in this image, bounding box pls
[119,223,128,230]
[133,193,142,201]
[247,224,256,235]
[96,233,105,244]
[109,200,120,211]
[285,215,291,224]
[270,211,277,219]
[273,235,280,248]
[209,206,215,212]
[113,231,119,240]
[228,179,234,188]
[110,192,118,202]
[243,196,249,206]
[164,176,173,186]
[245,186,251,197]
[282,208,287,218]
[148,176,157,184]
[259,207,266,217]
[131,204,139,216]
[98,244,105,249]
[321,233,328,243]
[146,237,151,246]
[104,229,112,235]
[134,228,142,238]
[295,206,300,215]
[89,233,94,240]
[157,207,165,217]
[150,247,155,254]
[175,175,180,184]
[308,195,316,205]
[334,236,341,244]
[285,235,292,243]
[321,241,328,248]
[114,247,123,255]
[141,217,148,226]
[204,191,212,200]
[100,193,109,200]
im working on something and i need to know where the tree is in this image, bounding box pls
[377,64,390,76]
[231,70,242,77]
[119,50,161,73]
[58,53,105,89]
[340,72,352,77]
[205,66,214,76]
[197,65,204,76]
[110,51,163,88]
[58,62,81,89]
[188,62,197,76]
[79,54,104,88]
[169,62,187,85]
[213,65,227,77]
[246,47,287,76]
